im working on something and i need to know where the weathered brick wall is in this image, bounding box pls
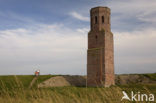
[104,31,115,87]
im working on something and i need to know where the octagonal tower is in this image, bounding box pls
[87,6,115,87]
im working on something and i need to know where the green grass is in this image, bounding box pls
[0,75,55,89]
[143,73,156,81]
[0,75,34,90]
[0,74,156,103]
[0,85,156,103]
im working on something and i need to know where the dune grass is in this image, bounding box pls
[0,74,156,103]
[0,85,156,103]
[0,75,55,90]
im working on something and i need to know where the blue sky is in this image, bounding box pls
[0,0,156,75]
[0,0,156,31]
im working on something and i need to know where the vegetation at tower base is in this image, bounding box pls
[0,74,155,103]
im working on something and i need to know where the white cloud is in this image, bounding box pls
[0,23,156,75]
[107,0,156,23]
[137,12,156,23]
[70,11,89,22]
[76,28,89,33]
[114,28,156,74]
[0,24,87,75]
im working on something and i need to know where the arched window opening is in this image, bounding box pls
[95,35,98,43]
[95,16,97,24]
[102,16,104,23]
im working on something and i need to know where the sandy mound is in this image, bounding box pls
[38,76,71,88]
[38,75,86,88]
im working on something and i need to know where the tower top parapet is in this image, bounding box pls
[91,6,110,12]
[90,6,111,32]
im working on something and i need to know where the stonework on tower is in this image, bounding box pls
[87,6,115,87]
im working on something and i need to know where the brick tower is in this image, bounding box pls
[87,6,115,87]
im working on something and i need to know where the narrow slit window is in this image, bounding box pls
[102,16,104,23]
[95,16,97,24]
[95,35,98,43]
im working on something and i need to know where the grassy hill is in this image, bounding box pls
[0,73,156,103]
[0,75,54,90]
